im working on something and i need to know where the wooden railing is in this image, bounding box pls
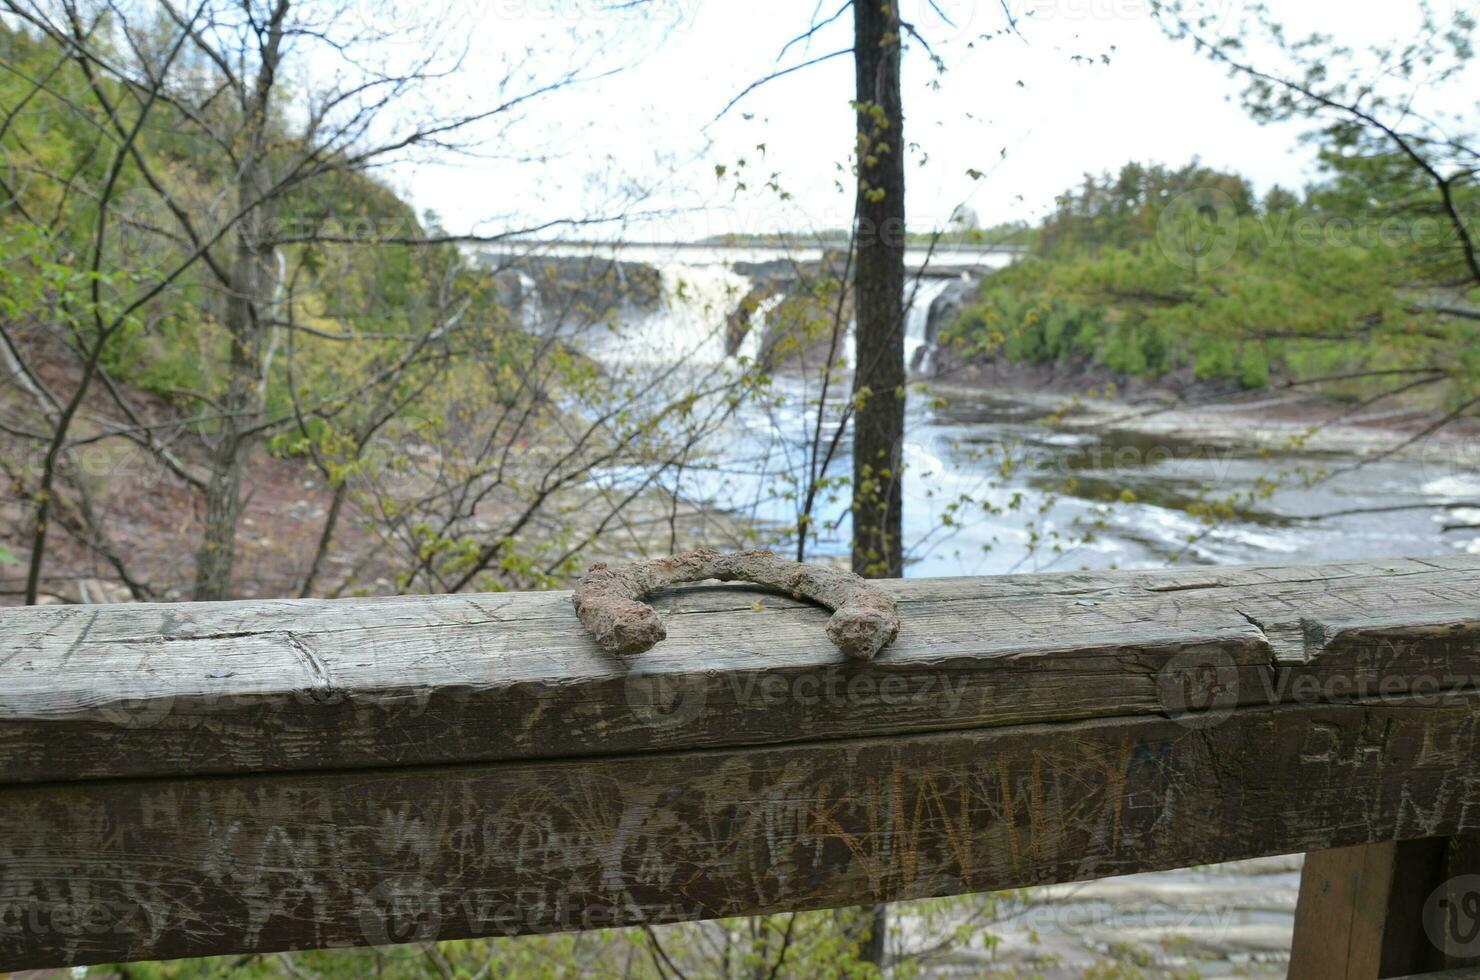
[3,555,1479,976]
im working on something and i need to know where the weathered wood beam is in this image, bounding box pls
[4,690,1480,970]
[3,556,1479,785]
[3,556,1480,970]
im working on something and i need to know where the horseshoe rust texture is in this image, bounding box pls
[572,549,900,659]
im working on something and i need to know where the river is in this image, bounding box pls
[569,259,1480,977]
[593,264,1480,579]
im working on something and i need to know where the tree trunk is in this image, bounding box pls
[192,224,272,601]
[190,5,287,601]
[847,1,906,969]
[850,0,906,582]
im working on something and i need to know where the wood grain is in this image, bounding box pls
[4,556,1480,785]
[3,690,1480,969]
[5,557,1480,970]
[1290,841,1400,979]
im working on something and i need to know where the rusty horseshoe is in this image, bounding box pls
[572,549,900,660]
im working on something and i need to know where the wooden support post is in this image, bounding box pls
[1291,841,1403,978]
[1292,835,1480,978]
[1428,834,1480,971]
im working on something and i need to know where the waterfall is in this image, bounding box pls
[740,291,783,363]
[515,272,543,331]
[903,277,957,374]
[595,264,963,374]
[587,263,753,366]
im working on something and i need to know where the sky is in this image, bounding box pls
[377,0,1462,240]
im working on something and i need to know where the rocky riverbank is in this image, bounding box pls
[918,288,1480,466]
[924,370,1480,469]
[895,855,1299,978]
